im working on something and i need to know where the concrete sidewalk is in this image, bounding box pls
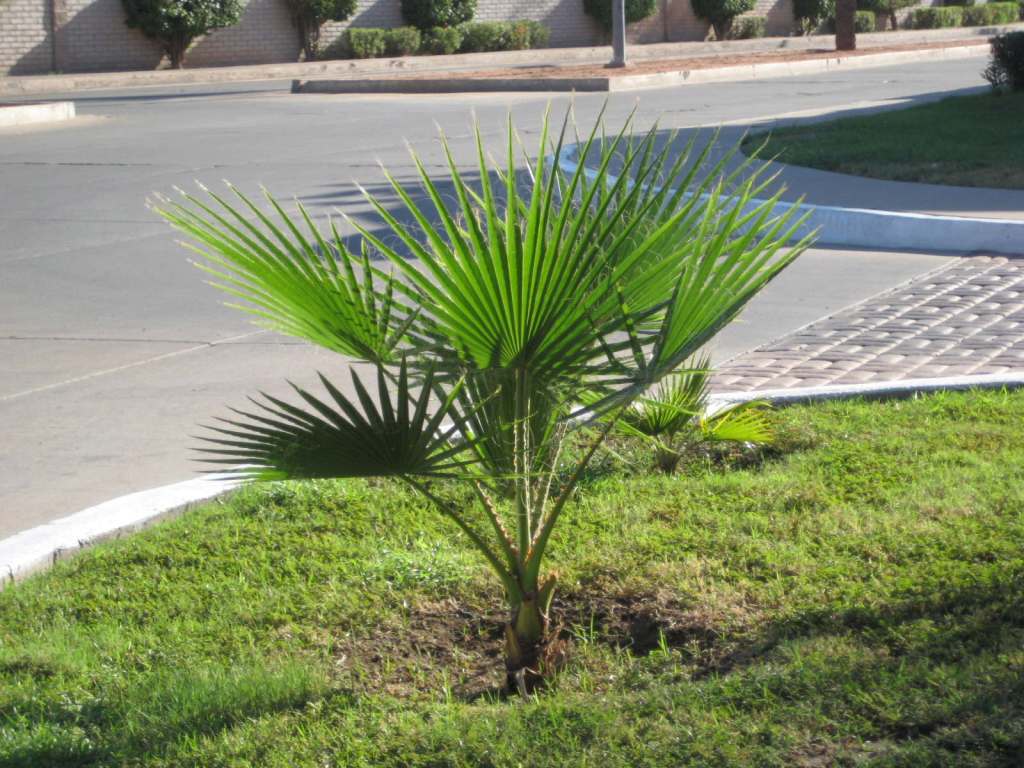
[2,23,1019,98]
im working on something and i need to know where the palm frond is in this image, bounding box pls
[701,400,774,444]
[197,362,475,480]
[152,185,412,364]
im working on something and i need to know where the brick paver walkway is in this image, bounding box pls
[715,256,1024,392]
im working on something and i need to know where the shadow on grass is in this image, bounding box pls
[4,661,325,768]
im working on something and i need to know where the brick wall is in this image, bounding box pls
[0,0,935,76]
[0,0,53,74]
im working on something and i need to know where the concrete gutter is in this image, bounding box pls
[3,370,1022,588]
[556,144,1024,255]
[2,23,1018,97]
[0,100,75,127]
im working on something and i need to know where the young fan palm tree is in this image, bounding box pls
[154,109,812,692]
[614,356,774,473]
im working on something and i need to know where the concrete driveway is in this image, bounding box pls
[0,57,985,538]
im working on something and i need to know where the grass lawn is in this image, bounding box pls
[743,91,1024,189]
[3,390,1024,766]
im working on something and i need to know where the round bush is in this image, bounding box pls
[422,25,463,53]
[401,0,476,30]
[384,26,422,56]
[690,0,756,38]
[582,0,658,31]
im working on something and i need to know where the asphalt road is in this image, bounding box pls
[0,57,987,538]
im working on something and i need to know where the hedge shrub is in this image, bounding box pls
[691,0,757,37]
[458,20,549,51]
[422,25,463,53]
[911,5,963,26]
[582,0,658,31]
[384,26,422,55]
[855,9,875,30]
[972,1,1021,24]
[985,30,1024,90]
[400,0,475,30]
[345,27,387,58]
[794,0,834,33]
[728,15,766,37]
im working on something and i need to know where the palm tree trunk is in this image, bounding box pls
[503,576,557,693]
[835,0,857,50]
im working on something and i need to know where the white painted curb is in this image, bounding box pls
[0,100,75,128]
[0,473,241,586]
[3,372,1023,588]
[709,372,1024,411]
[556,145,1024,255]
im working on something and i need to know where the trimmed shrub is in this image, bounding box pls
[855,8,876,29]
[582,0,658,31]
[526,20,551,47]
[422,25,463,53]
[985,30,1024,90]
[345,27,387,58]
[457,20,548,51]
[400,0,475,30]
[384,26,422,55]
[691,0,757,38]
[857,0,916,29]
[729,15,766,36]
[988,2,1020,23]
[459,21,507,51]
[122,0,241,68]
[794,0,834,32]
[285,0,356,60]
[911,5,963,26]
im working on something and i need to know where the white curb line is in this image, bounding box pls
[556,145,1024,255]
[0,474,241,586]
[3,373,1022,588]
[0,100,75,128]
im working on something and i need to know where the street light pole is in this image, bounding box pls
[608,0,627,68]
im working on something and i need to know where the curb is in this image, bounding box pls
[0,474,240,587]
[2,24,1016,97]
[556,145,1024,255]
[3,371,1023,588]
[0,100,75,127]
[293,42,988,94]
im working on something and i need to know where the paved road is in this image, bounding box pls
[0,58,987,538]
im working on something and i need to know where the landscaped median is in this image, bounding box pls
[292,38,989,93]
[745,89,1024,189]
[2,390,1023,765]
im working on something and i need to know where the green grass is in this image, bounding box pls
[744,92,1024,189]
[3,390,1024,766]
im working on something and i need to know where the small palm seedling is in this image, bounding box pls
[153,108,812,693]
[613,356,774,473]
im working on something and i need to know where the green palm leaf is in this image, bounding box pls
[198,362,474,480]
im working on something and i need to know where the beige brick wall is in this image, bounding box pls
[0,0,52,74]
[2,0,867,76]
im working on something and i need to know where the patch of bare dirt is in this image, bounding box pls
[333,589,759,699]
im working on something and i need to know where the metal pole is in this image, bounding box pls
[607,0,627,68]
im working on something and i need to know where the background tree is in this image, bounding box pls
[582,0,657,34]
[400,0,476,29]
[857,0,915,29]
[155,112,811,693]
[122,0,242,68]
[690,0,756,39]
[286,0,356,60]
